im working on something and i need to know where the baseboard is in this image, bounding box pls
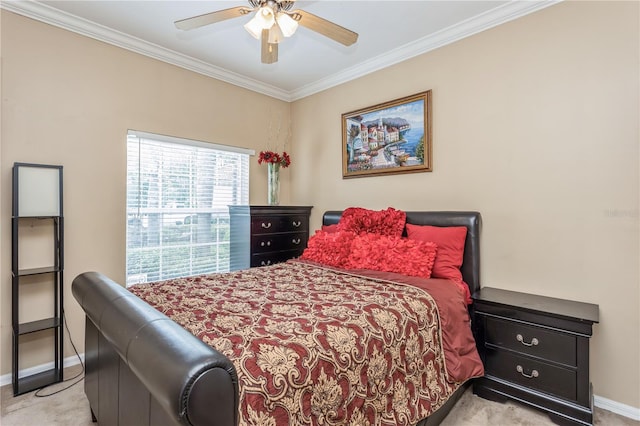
[594,395,640,421]
[1,355,638,421]
[0,353,84,388]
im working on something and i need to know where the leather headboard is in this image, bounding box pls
[322,210,482,296]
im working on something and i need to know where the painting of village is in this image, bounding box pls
[342,91,432,178]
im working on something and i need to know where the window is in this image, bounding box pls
[126,130,252,286]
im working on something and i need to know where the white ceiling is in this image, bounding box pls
[2,1,558,101]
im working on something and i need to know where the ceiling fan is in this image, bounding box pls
[175,0,358,64]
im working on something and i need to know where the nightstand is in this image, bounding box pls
[472,287,599,425]
[229,205,312,270]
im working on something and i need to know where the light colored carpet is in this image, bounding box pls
[441,385,639,426]
[1,365,91,426]
[1,366,637,425]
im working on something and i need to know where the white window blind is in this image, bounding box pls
[126,131,252,286]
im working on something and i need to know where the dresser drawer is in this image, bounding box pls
[251,215,308,234]
[252,232,308,254]
[485,347,577,402]
[485,316,576,367]
[251,249,304,267]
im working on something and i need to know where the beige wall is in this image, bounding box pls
[291,1,639,408]
[0,11,291,374]
[1,0,638,412]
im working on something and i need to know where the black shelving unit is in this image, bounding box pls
[11,163,64,396]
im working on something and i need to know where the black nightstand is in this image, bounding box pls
[472,287,599,426]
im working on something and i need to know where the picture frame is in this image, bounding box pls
[342,90,432,178]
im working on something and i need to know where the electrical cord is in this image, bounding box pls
[34,308,85,397]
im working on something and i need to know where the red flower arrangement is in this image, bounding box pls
[258,150,291,168]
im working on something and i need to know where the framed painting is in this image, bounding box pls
[342,90,432,178]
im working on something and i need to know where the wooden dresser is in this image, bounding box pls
[472,287,599,425]
[229,205,313,270]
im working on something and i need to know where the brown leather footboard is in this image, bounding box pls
[72,272,239,426]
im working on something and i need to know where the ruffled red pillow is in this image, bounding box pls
[321,224,339,233]
[337,207,406,237]
[405,224,470,303]
[346,234,438,279]
[300,230,355,268]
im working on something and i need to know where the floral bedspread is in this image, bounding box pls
[129,260,483,425]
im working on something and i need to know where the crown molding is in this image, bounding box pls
[0,0,292,101]
[2,0,560,102]
[289,0,560,100]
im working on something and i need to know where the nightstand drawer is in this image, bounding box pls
[252,232,308,253]
[485,347,577,402]
[251,250,304,267]
[251,215,308,234]
[485,316,576,366]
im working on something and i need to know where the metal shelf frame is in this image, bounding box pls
[11,163,64,396]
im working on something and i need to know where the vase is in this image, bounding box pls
[267,163,280,206]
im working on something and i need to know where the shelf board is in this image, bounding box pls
[15,368,62,396]
[13,215,60,220]
[14,266,60,277]
[16,318,61,335]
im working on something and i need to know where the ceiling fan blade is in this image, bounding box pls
[293,10,358,46]
[261,29,278,64]
[175,6,252,30]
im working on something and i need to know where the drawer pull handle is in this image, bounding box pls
[292,238,301,244]
[260,241,272,247]
[261,222,272,229]
[261,260,272,266]
[292,221,301,227]
[516,334,539,347]
[516,365,539,379]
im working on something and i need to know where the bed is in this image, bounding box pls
[72,209,483,425]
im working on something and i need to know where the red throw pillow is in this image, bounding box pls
[347,234,438,279]
[300,230,355,268]
[337,207,406,237]
[405,224,470,302]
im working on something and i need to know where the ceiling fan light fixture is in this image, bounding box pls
[244,5,276,39]
[276,12,298,37]
[256,6,275,28]
[268,22,285,44]
[243,17,263,39]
